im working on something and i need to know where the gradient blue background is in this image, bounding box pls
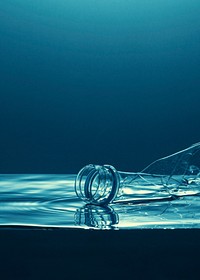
[0,0,200,173]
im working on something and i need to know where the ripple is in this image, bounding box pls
[0,174,200,229]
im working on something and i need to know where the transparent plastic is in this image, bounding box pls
[75,143,200,206]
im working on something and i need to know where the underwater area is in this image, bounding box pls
[1,0,200,279]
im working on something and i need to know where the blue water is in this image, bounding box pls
[1,2,200,229]
[1,174,200,230]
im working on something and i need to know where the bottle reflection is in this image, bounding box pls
[74,204,119,229]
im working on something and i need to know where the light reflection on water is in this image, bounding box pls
[0,174,200,230]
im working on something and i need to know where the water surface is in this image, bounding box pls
[1,174,200,230]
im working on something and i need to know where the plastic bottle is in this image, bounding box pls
[75,143,200,205]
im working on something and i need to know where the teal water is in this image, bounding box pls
[1,174,200,230]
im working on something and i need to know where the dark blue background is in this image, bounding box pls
[0,0,200,174]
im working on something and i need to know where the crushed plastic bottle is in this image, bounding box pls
[75,143,200,205]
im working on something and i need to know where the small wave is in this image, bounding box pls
[0,174,200,229]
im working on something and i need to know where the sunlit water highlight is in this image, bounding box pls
[0,174,200,230]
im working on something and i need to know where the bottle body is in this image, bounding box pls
[115,171,200,204]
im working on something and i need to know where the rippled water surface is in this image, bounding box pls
[0,174,200,230]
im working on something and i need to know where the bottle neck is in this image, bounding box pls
[75,164,120,205]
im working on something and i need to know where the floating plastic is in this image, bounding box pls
[75,143,200,205]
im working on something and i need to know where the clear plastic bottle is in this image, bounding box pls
[75,143,200,206]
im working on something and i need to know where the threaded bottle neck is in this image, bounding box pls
[75,164,120,205]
